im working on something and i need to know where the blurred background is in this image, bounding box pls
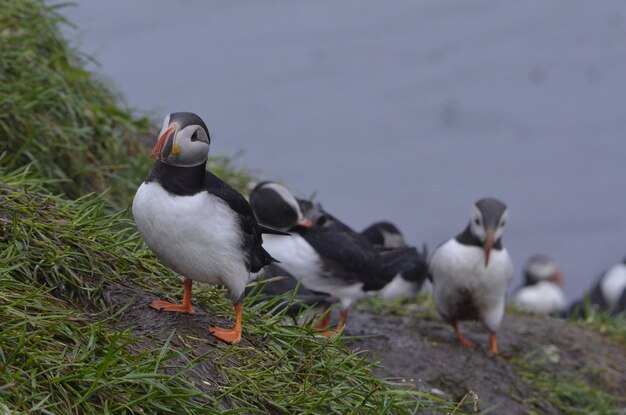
[60,0,626,300]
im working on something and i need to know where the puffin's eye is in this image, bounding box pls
[190,131,199,142]
[474,218,480,226]
[500,220,506,227]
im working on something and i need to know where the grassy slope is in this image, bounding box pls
[0,2,456,414]
[0,168,458,414]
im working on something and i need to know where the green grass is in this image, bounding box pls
[514,348,625,415]
[0,0,254,208]
[0,167,459,414]
[0,0,151,208]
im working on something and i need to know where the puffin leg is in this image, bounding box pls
[320,308,348,338]
[489,333,499,354]
[452,321,476,348]
[209,303,243,344]
[149,278,195,314]
[314,305,332,329]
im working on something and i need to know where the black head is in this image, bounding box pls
[150,112,211,167]
[249,182,311,231]
[361,221,406,248]
[523,255,563,286]
[469,197,508,266]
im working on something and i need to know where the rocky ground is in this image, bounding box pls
[345,303,626,414]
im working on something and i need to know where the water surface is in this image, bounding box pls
[61,0,626,300]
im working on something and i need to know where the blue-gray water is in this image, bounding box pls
[61,0,626,301]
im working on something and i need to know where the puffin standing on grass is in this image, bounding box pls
[510,255,567,315]
[429,198,513,354]
[132,112,284,344]
[249,181,424,336]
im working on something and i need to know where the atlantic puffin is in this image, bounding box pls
[360,221,429,300]
[249,181,423,336]
[429,198,513,354]
[132,112,284,344]
[510,255,567,315]
[567,256,626,317]
[361,221,406,249]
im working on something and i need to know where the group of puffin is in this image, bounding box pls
[132,112,626,351]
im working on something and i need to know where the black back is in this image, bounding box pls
[361,221,403,247]
[293,213,421,291]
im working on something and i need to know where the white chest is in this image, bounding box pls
[511,281,567,314]
[132,182,248,289]
[429,238,514,329]
[262,234,323,284]
[601,263,626,308]
[430,239,514,291]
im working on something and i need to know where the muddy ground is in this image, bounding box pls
[345,305,626,414]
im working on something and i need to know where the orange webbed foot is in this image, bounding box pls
[453,321,476,348]
[489,333,499,354]
[316,309,347,338]
[149,300,195,315]
[317,328,340,338]
[209,325,242,344]
[210,303,243,344]
[314,313,331,330]
[458,336,477,348]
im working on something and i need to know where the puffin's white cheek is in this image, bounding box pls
[471,223,486,241]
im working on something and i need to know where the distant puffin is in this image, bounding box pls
[567,256,626,317]
[249,181,422,336]
[361,221,429,299]
[510,255,567,315]
[429,198,513,354]
[361,221,406,248]
[132,112,284,344]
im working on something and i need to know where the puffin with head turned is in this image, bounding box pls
[132,112,285,344]
[249,181,425,336]
[429,198,513,354]
[511,255,567,315]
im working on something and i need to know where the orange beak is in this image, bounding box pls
[298,218,314,228]
[484,229,494,267]
[553,270,564,286]
[150,126,175,160]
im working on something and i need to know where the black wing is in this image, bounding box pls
[299,226,393,289]
[203,171,276,272]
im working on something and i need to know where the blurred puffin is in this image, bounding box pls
[510,255,567,314]
[361,221,406,248]
[132,112,285,344]
[361,221,429,299]
[567,256,626,317]
[249,181,423,336]
[429,198,513,354]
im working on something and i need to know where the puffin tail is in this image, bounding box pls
[251,246,281,273]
